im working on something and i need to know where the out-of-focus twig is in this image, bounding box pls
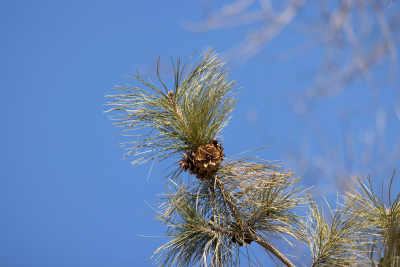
[186,0,400,191]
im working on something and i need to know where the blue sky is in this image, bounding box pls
[1,1,399,266]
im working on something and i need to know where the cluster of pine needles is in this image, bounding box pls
[105,50,400,266]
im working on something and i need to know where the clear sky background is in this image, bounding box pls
[1,1,399,266]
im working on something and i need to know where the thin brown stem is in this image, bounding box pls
[215,176,295,267]
[166,91,193,145]
[249,232,296,267]
[166,91,185,122]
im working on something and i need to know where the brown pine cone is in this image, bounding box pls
[179,140,225,179]
[194,141,225,173]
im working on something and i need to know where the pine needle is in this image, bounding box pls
[105,49,238,168]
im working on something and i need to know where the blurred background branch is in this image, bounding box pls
[185,0,400,192]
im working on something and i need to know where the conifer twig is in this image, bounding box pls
[215,176,295,267]
[165,90,192,143]
[107,50,304,266]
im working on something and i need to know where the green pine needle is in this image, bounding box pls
[105,50,238,167]
[152,180,240,267]
[151,158,305,266]
[344,172,400,266]
[217,157,305,243]
[105,49,400,266]
[301,196,369,266]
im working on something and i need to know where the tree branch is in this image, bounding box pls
[214,176,295,267]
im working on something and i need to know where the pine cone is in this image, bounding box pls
[230,231,254,246]
[179,140,225,179]
[228,221,254,246]
[194,140,225,173]
[179,151,198,174]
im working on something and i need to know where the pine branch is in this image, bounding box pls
[300,195,369,267]
[106,49,400,266]
[106,50,305,266]
[344,171,400,266]
[105,49,238,167]
[152,180,241,267]
[215,175,296,267]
